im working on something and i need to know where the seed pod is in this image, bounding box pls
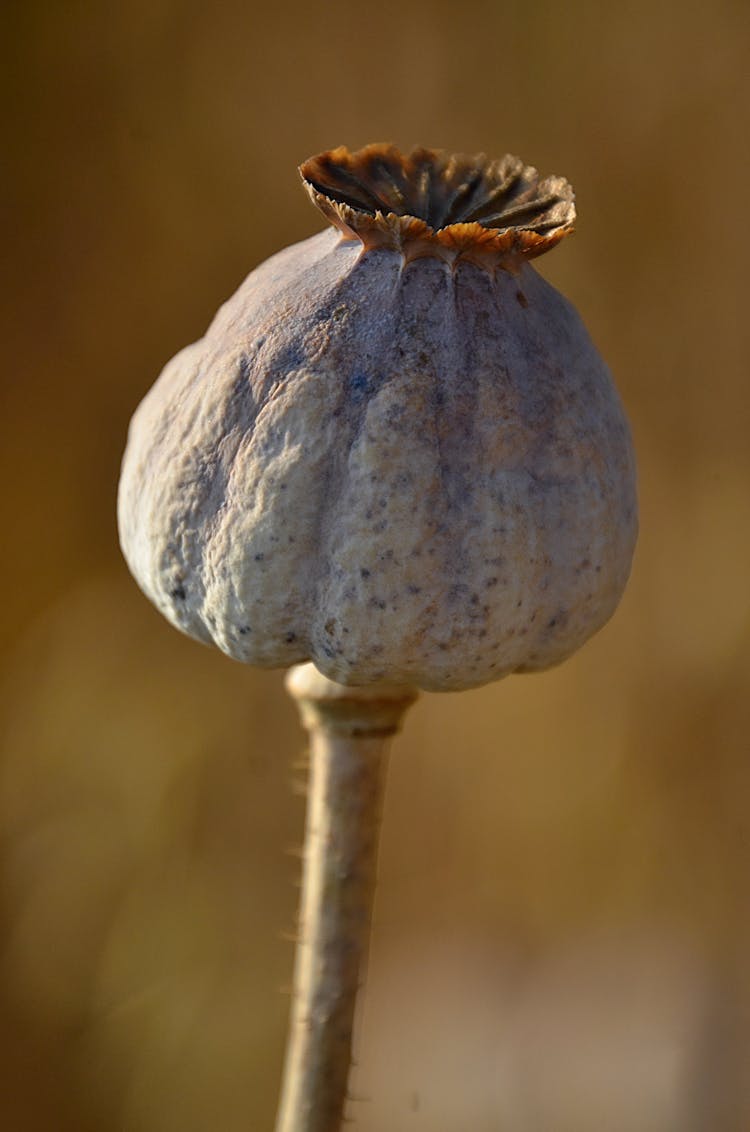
[118,144,637,691]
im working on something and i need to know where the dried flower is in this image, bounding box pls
[118,144,637,690]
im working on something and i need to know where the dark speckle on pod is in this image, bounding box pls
[118,143,637,692]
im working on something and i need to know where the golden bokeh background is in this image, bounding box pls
[3,2,750,1129]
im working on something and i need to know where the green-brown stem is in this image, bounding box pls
[275,663,418,1132]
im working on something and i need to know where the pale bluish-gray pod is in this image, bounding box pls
[118,145,637,692]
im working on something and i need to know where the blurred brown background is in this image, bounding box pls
[2,2,749,1129]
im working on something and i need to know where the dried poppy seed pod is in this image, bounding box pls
[118,144,637,691]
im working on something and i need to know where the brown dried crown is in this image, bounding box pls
[299,143,575,264]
